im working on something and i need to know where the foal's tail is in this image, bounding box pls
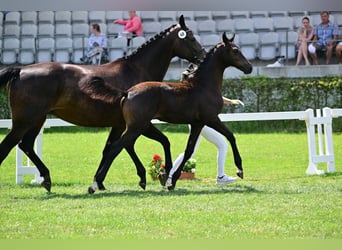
[0,67,21,90]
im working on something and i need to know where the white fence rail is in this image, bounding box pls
[0,107,341,185]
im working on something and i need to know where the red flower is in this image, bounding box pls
[152,154,162,162]
[161,164,165,169]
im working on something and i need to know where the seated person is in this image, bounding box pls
[81,23,107,65]
[295,16,314,66]
[336,42,342,64]
[308,11,338,65]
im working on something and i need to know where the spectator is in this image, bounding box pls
[336,42,342,64]
[295,16,314,66]
[113,10,143,38]
[80,23,107,65]
[308,11,339,65]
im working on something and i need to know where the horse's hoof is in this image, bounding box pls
[236,170,244,179]
[139,182,146,190]
[158,173,167,186]
[167,185,175,191]
[88,186,96,194]
[41,181,51,192]
[98,182,106,191]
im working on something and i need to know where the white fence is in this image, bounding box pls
[0,107,341,185]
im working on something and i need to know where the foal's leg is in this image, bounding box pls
[142,123,172,186]
[18,122,53,192]
[95,127,147,190]
[88,130,141,194]
[167,124,203,190]
[207,119,243,179]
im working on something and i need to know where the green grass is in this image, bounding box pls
[0,128,341,239]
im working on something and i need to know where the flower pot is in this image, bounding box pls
[179,172,195,180]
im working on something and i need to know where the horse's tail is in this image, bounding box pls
[0,67,21,90]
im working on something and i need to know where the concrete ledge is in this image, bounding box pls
[165,64,342,80]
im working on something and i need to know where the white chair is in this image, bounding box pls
[234,18,254,34]
[21,24,38,38]
[201,34,220,52]
[38,11,54,24]
[250,11,268,19]
[197,20,216,36]
[177,11,194,20]
[36,37,55,62]
[107,23,124,37]
[184,20,198,34]
[4,24,20,38]
[158,11,177,22]
[273,16,294,32]
[129,36,146,54]
[269,11,288,18]
[38,23,55,37]
[230,11,249,19]
[21,11,37,24]
[55,11,72,24]
[18,38,36,64]
[55,23,72,37]
[238,33,259,60]
[253,17,274,35]
[72,37,88,64]
[4,11,20,25]
[89,11,106,24]
[140,11,158,22]
[279,31,298,60]
[160,20,174,31]
[54,37,73,63]
[108,36,128,61]
[211,11,230,20]
[72,23,89,38]
[216,19,235,34]
[71,11,88,24]
[258,32,279,60]
[142,22,162,39]
[194,11,212,21]
[106,11,123,24]
[1,37,20,64]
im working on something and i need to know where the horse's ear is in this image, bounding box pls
[222,32,229,45]
[222,32,235,45]
[229,33,236,43]
[179,15,186,29]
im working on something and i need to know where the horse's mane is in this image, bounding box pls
[115,24,180,62]
[187,42,225,80]
[79,76,127,104]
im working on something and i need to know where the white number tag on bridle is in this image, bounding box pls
[178,30,187,39]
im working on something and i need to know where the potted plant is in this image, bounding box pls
[148,154,165,180]
[148,154,196,181]
[179,158,196,180]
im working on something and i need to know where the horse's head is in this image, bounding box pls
[220,32,253,74]
[171,15,205,64]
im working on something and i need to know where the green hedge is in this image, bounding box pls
[1,76,341,132]
[220,76,342,132]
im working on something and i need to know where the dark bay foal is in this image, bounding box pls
[88,32,252,193]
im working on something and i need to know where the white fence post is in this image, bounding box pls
[305,108,335,175]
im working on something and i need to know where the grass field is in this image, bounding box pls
[0,127,341,239]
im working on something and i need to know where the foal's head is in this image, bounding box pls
[170,15,205,64]
[218,32,253,74]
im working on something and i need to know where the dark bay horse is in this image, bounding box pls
[88,32,252,193]
[0,15,205,192]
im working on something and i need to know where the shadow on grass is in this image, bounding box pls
[38,184,260,200]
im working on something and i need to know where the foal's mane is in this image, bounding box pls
[187,42,226,79]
